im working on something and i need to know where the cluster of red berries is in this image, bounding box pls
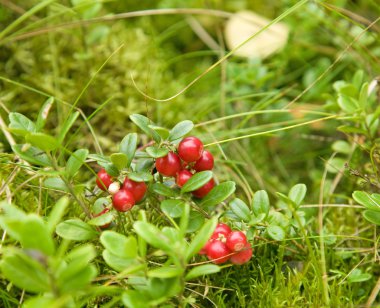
[199,223,252,265]
[96,169,147,212]
[156,136,215,198]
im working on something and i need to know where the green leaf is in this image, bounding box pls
[151,183,176,197]
[47,197,70,234]
[145,146,169,158]
[133,221,172,253]
[59,111,79,143]
[288,184,307,207]
[25,132,59,152]
[337,125,366,135]
[147,267,183,278]
[87,211,114,226]
[347,269,372,283]
[110,152,129,170]
[56,219,98,241]
[130,114,161,143]
[267,225,285,241]
[200,181,236,209]
[23,297,56,308]
[43,177,69,192]
[326,157,346,173]
[11,144,51,166]
[358,82,368,108]
[120,133,138,168]
[185,217,217,261]
[363,210,380,225]
[168,120,194,141]
[122,290,151,308]
[66,149,88,178]
[230,198,251,222]
[0,202,26,241]
[0,249,50,293]
[36,97,54,130]
[181,171,212,193]
[102,250,138,272]
[185,264,220,281]
[128,171,153,182]
[332,140,351,154]
[8,112,36,136]
[353,191,380,211]
[252,190,270,217]
[101,163,119,177]
[337,94,359,113]
[148,125,170,140]
[100,231,137,259]
[160,199,185,218]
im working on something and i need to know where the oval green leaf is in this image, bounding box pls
[200,181,236,209]
[145,146,169,158]
[66,149,89,178]
[168,120,194,141]
[160,199,185,218]
[26,132,59,152]
[185,264,220,281]
[230,198,251,222]
[181,171,212,193]
[56,219,98,241]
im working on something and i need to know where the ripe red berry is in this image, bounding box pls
[211,223,232,240]
[155,151,181,177]
[226,231,248,252]
[123,178,147,203]
[206,240,231,264]
[96,169,113,191]
[230,243,253,265]
[192,178,215,198]
[199,239,213,255]
[178,136,204,162]
[112,190,135,212]
[193,150,214,171]
[94,208,111,229]
[176,169,192,187]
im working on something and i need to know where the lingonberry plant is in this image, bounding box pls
[2,110,310,306]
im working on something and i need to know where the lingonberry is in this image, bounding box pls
[199,239,213,255]
[123,178,147,203]
[178,136,204,162]
[226,231,248,252]
[176,169,192,187]
[94,208,111,229]
[96,169,113,191]
[206,240,231,264]
[192,178,215,198]
[193,150,214,171]
[230,243,253,265]
[155,151,181,177]
[112,190,135,212]
[211,223,232,240]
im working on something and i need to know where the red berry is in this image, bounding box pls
[230,243,253,265]
[96,169,113,191]
[155,151,181,177]
[226,231,248,252]
[199,239,213,255]
[176,170,192,187]
[193,150,214,171]
[206,240,231,264]
[178,137,204,162]
[123,178,147,203]
[211,223,232,240]
[112,190,135,212]
[94,208,111,229]
[192,178,215,198]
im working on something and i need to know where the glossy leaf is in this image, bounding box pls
[56,219,98,241]
[36,97,54,130]
[102,250,138,272]
[145,146,169,158]
[43,177,69,192]
[168,120,194,141]
[87,211,114,226]
[147,267,183,278]
[120,133,138,168]
[363,210,380,226]
[252,190,270,217]
[160,199,185,218]
[128,171,153,182]
[58,111,79,143]
[185,217,217,261]
[151,183,176,197]
[100,231,137,258]
[185,264,220,281]
[267,225,285,241]
[288,184,307,207]
[181,171,212,193]
[200,181,236,209]
[130,114,161,143]
[25,132,59,152]
[110,152,129,170]
[133,221,172,252]
[8,112,36,136]
[66,149,88,178]
[11,144,51,166]
[353,191,380,211]
[230,198,251,222]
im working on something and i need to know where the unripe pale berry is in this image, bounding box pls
[108,182,121,195]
